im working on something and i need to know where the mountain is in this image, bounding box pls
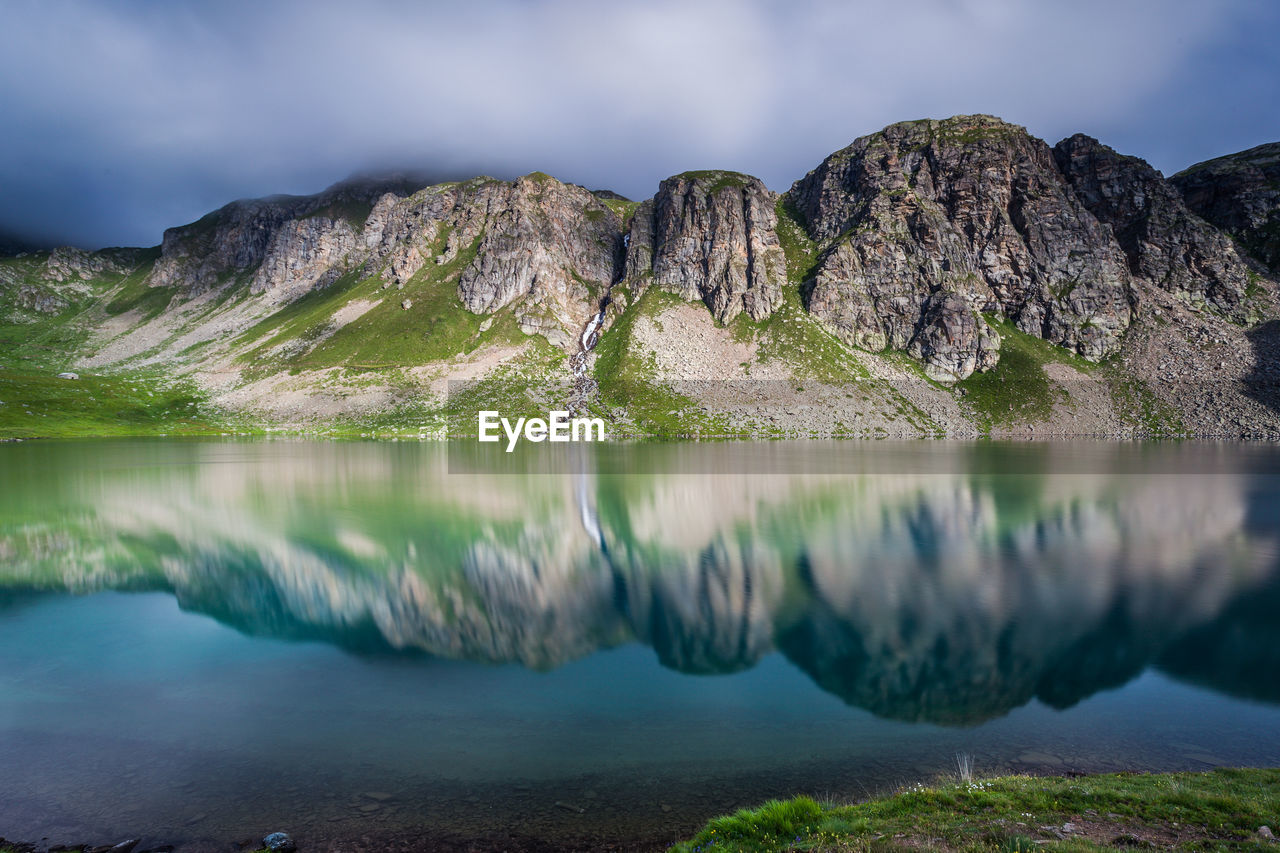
[1172,142,1280,276]
[1,115,1279,439]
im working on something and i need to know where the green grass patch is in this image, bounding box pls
[592,286,735,437]
[775,197,821,287]
[599,197,641,223]
[0,368,231,438]
[732,287,870,384]
[957,317,1095,431]
[673,768,1280,852]
[676,170,752,195]
[102,250,165,317]
[235,228,530,372]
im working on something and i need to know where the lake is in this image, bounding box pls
[2,439,1279,852]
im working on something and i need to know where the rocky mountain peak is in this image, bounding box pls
[786,114,1133,381]
[1172,141,1280,276]
[1053,133,1264,321]
[624,170,785,323]
[450,172,623,344]
[151,176,427,296]
[11,115,1278,414]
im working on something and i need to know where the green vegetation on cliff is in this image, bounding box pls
[592,286,735,437]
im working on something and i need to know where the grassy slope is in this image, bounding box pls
[232,228,528,371]
[592,285,737,437]
[0,250,242,438]
[0,369,231,438]
[675,769,1280,852]
[225,225,570,435]
[956,317,1089,431]
[756,200,872,384]
[952,316,1185,436]
[0,222,577,437]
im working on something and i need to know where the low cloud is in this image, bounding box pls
[1,0,1276,248]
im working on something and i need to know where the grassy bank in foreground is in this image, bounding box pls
[673,769,1280,852]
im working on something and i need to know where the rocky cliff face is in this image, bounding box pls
[1172,142,1280,275]
[785,116,1135,381]
[146,173,623,348]
[151,179,417,296]
[1054,134,1263,320]
[450,175,622,343]
[7,114,1279,400]
[624,171,785,323]
[363,174,623,346]
[0,246,146,315]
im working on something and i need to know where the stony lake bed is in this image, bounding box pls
[2,439,1280,851]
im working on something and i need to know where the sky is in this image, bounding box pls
[1,0,1278,249]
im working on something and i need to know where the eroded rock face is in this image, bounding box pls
[153,198,307,295]
[44,247,134,283]
[14,283,68,314]
[786,115,1135,379]
[455,175,622,344]
[1054,134,1266,320]
[1172,142,1280,275]
[363,175,623,347]
[250,216,361,302]
[625,172,785,323]
[152,179,421,296]
[0,247,146,316]
[147,173,623,348]
[908,291,1002,382]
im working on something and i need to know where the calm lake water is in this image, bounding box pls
[2,440,1280,851]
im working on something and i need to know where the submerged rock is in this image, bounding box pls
[262,831,296,853]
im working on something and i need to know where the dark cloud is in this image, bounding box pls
[1,0,1277,248]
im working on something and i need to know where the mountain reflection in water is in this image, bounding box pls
[1,439,1278,726]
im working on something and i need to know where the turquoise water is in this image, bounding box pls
[2,440,1279,850]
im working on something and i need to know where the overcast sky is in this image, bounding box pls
[2,0,1278,249]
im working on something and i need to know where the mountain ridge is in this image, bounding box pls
[2,114,1279,439]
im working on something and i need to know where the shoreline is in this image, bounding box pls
[5,430,1280,442]
[4,768,1278,853]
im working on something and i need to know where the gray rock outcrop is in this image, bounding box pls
[147,173,624,348]
[250,215,361,302]
[624,171,785,323]
[151,178,422,295]
[785,115,1135,380]
[1054,133,1265,320]
[1172,142,1280,275]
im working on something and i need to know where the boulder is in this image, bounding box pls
[262,831,296,853]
